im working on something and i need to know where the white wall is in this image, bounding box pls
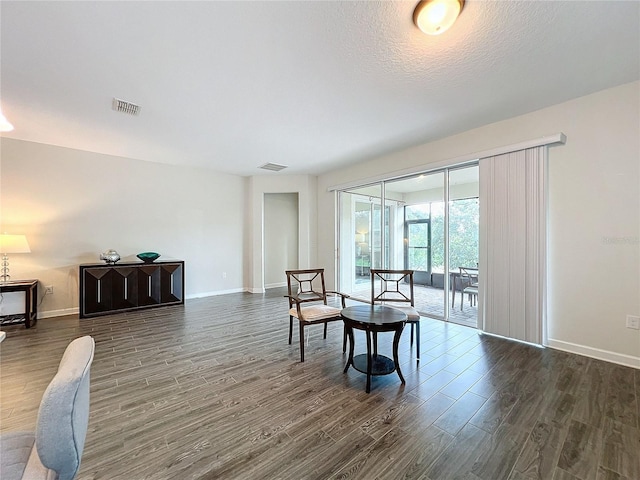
[400,182,479,205]
[317,81,640,367]
[264,193,298,287]
[0,139,246,317]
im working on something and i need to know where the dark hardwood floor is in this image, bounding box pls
[1,288,638,479]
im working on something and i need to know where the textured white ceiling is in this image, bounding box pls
[1,1,638,176]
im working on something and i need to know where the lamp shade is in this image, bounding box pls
[0,234,31,253]
[414,0,464,36]
[0,109,14,132]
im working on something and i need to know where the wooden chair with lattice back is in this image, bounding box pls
[371,269,421,361]
[285,268,349,362]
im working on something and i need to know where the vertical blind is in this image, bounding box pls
[478,146,547,345]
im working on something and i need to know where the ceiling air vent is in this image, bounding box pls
[259,163,288,172]
[112,98,141,116]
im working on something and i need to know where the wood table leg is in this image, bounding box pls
[373,331,378,356]
[393,326,405,385]
[23,282,37,328]
[343,325,355,373]
[24,287,32,328]
[365,330,372,393]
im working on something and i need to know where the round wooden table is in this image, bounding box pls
[341,304,407,393]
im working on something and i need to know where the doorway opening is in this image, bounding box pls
[264,193,299,289]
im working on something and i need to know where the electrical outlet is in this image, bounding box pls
[222,272,227,279]
[45,285,54,295]
[626,315,640,330]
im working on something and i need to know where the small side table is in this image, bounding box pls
[341,304,407,393]
[0,280,38,328]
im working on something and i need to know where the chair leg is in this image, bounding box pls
[288,316,294,345]
[410,323,414,345]
[323,322,328,339]
[299,322,305,363]
[415,321,420,362]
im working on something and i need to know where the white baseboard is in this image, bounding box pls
[265,282,286,289]
[34,288,269,318]
[39,307,79,319]
[248,287,265,294]
[186,288,246,299]
[546,338,640,369]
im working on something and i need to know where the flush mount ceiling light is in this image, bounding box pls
[413,0,465,36]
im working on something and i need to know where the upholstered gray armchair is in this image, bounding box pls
[0,336,95,480]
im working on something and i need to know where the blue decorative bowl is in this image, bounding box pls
[137,252,160,263]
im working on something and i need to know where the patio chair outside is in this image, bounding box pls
[459,266,478,310]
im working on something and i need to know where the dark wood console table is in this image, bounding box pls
[341,304,406,393]
[0,280,38,328]
[79,261,184,318]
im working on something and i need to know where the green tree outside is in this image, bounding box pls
[407,199,478,273]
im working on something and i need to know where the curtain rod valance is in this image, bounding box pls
[327,133,566,192]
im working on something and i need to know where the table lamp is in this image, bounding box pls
[0,234,31,283]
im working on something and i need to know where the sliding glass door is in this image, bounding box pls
[338,184,383,301]
[337,164,479,326]
[384,172,446,318]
